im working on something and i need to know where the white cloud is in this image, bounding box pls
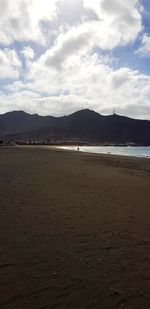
[0,0,142,48]
[22,47,35,60]
[24,0,142,76]
[0,0,149,120]
[0,0,59,45]
[35,23,94,70]
[0,49,21,79]
[135,34,150,57]
[1,51,150,119]
[82,0,142,47]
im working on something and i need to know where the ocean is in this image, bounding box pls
[58,146,150,158]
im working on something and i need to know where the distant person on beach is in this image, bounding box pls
[77,147,79,151]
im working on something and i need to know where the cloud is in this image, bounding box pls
[0,48,21,79]
[0,0,149,120]
[36,23,94,70]
[22,47,35,60]
[0,0,142,48]
[111,68,139,88]
[1,51,150,119]
[135,34,150,57]
[26,0,142,75]
[82,0,142,47]
[0,0,59,45]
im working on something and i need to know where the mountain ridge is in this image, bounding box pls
[0,109,150,145]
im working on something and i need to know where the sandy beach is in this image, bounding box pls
[0,146,150,309]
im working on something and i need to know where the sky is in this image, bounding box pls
[0,0,150,119]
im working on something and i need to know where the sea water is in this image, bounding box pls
[58,146,150,158]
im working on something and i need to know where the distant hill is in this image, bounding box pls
[0,109,150,145]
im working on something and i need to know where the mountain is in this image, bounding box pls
[0,109,150,145]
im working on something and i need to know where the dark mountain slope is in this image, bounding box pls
[0,109,150,145]
[0,111,58,136]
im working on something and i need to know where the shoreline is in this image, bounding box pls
[10,145,150,159]
[1,143,150,160]
[15,144,150,162]
[56,145,150,159]
[1,145,150,175]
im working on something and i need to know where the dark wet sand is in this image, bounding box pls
[0,146,150,309]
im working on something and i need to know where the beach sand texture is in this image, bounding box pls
[0,147,150,309]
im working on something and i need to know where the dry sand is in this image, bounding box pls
[0,146,150,309]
